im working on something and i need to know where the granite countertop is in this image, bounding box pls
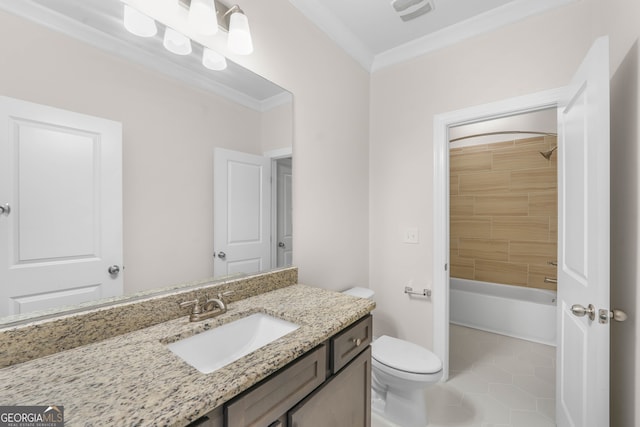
[0,284,375,426]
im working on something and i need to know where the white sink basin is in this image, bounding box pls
[167,313,299,374]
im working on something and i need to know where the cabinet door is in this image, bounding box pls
[288,346,371,427]
[225,345,326,427]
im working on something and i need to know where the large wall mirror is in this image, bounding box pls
[0,0,293,325]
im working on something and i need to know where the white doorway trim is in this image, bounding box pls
[432,88,564,381]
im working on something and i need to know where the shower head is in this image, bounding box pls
[540,146,558,160]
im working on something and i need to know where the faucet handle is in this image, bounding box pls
[179,299,202,314]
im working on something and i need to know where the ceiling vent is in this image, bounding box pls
[391,0,434,22]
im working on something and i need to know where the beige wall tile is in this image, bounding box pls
[450,217,492,239]
[458,144,490,153]
[450,254,475,280]
[450,196,475,216]
[550,217,558,242]
[492,145,552,171]
[516,136,549,151]
[528,264,558,290]
[510,241,558,264]
[459,171,510,194]
[475,260,528,286]
[449,137,558,291]
[450,174,459,196]
[492,217,550,241]
[511,168,557,192]
[450,151,492,173]
[488,139,517,149]
[529,192,557,216]
[451,265,475,280]
[459,238,509,261]
[475,194,529,216]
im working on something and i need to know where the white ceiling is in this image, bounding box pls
[289,0,578,71]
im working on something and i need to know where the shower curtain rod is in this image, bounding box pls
[449,130,557,143]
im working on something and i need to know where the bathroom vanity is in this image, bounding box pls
[198,314,373,427]
[0,271,375,427]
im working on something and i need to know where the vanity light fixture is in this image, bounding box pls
[226,6,253,55]
[121,0,253,72]
[123,4,157,37]
[188,0,218,36]
[163,27,193,55]
[202,47,227,70]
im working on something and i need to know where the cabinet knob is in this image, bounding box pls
[351,338,362,347]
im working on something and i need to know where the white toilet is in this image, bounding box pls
[343,287,443,427]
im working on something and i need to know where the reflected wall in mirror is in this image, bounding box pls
[0,0,293,325]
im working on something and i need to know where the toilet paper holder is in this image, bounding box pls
[404,286,431,297]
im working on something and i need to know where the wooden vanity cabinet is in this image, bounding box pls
[288,346,371,427]
[225,345,328,426]
[187,315,372,427]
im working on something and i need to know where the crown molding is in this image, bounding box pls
[291,0,580,73]
[372,0,579,72]
[288,0,374,71]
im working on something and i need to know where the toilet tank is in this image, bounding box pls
[342,287,375,300]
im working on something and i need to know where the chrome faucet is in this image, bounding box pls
[179,291,234,322]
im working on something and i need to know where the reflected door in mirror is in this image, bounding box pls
[214,148,271,276]
[275,157,292,267]
[0,97,123,316]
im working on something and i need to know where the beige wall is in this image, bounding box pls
[370,0,639,424]
[450,136,558,290]
[229,0,371,292]
[261,101,293,154]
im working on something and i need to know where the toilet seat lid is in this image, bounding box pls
[372,335,442,374]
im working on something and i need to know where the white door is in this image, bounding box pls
[0,96,123,316]
[213,148,271,276]
[556,36,611,427]
[276,158,293,267]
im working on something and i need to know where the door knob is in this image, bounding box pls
[571,303,595,321]
[108,265,120,276]
[278,242,285,248]
[0,203,10,215]
[598,308,628,324]
[217,251,226,260]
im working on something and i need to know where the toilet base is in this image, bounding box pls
[371,386,428,427]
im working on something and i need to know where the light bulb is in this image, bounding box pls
[163,27,192,55]
[202,48,227,71]
[123,5,157,38]
[189,0,218,36]
[227,12,253,55]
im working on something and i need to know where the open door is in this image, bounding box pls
[213,148,271,276]
[556,36,618,427]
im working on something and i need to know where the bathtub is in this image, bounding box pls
[450,278,557,346]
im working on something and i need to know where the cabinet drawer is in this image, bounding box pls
[225,345,327,427]
[331,315,372,373]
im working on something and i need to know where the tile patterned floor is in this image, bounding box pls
[372,325,556,427]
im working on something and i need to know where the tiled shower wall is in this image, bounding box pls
[449,136,558,290]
